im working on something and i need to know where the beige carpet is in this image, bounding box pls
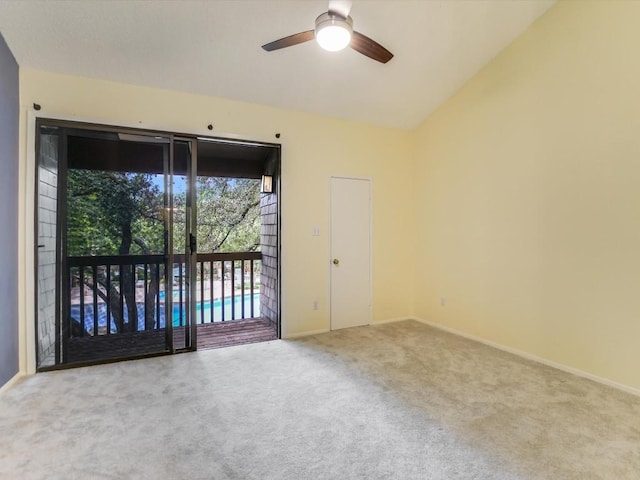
[1,320,639,479]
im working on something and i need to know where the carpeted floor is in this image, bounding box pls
[1,320,639,479]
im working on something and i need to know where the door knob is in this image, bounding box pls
[333,258,340,265]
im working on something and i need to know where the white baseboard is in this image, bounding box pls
[413,317,640,398]
[0,372,24,396]
[284,317,414,338]
[372,316,414,325]
[283,328,330,339]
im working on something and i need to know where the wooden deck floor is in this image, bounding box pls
[64,318,278,365]
[196,318,278,350]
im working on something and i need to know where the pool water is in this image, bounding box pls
[70,293,260,334]
[173,294,261,325]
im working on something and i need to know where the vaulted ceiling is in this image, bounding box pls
[0,0,555,129]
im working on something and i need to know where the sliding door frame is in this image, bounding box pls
[34,119,199,370]
[26,113,282,373]
[171,135,198,353]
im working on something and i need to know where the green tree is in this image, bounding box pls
[174,177,261,253]
[67,170,163,256]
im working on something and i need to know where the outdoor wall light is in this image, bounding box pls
[261,175,273,194]
[315,13,353,52]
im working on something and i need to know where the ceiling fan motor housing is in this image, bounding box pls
[314,12,354,51]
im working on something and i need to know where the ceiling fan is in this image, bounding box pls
[261,0,393,64]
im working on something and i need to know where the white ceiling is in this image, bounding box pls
[0,0,555,130]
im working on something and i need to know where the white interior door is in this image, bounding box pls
[330,177,371,330]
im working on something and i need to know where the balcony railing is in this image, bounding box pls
[66,252,262,338]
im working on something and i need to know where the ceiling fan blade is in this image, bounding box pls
[328,0,352,19]
[351,31,393,64]
[262,30,315,52]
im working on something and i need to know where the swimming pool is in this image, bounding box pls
[174,293,261,325]
[70,293,260,334]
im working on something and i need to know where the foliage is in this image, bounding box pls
[67,170,163,256]
[174,177,261,253]
[67,171,261,256]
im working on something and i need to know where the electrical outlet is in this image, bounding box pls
[313,301,319,310]
[312,227,320,236]
[440,297,446,307]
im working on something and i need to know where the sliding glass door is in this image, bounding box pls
[35,121,197,368]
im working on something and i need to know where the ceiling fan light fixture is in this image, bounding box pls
[315,13,353,52]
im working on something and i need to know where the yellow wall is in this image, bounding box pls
[414,1,640,390]
[18,69,416,365]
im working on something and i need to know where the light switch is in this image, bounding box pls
[312,227,320,236]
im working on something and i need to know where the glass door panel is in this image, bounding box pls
[35,122,198,368]
[62,129,172,364]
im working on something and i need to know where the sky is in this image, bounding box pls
[150,173,187,194]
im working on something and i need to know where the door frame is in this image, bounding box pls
[170,135,199,354]
[174,135,198,353]
[33,119,199,370]
[329,175,373,330]
[25,112,282,372]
